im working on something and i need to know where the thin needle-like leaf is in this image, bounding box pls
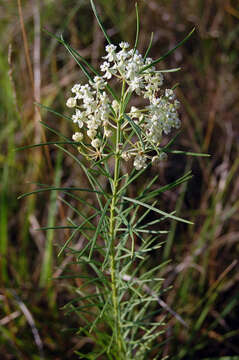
[61,35,93,82]
[140,28,195,73]
[133,3,140,54]
[124,114,145,151]
[17,186,103,200]
[16,141,75,151]
[55,144,106,209]
[123,196,193,224]
[90,0,111,44]
[88,198,111,260]
[35,102,72,121]
[144,32,154,61]
[168,150,210,157]
[44,29,118,101]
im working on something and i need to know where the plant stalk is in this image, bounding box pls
[109,80,126,356]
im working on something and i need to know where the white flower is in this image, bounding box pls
[129,77,143,94]
[104,44,117,62]
[126,61,139,79]
[122,151,131,161]
[159,152,168,161]
[104,128,112,137]
[100,61,116,79]
[72,109,85,128]
[91,138,101,148]
[91,76,107,91]
[87,129,97,139]
[66,97,77,108]
[71,84,81,94]
[100,61,110,72]
[119,42,130,49]
[133,154,147,170]
[112,100,119,114]
[152,155,159,163]
[165,89,175,101]
[144,57,153,66]
[116,49,129,63]
[174,99,180,109]
[72,132,83,142]
[129,106,143,124]
[99,91,109,105]
[87,119,99,130]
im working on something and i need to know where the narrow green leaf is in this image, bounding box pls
[89,296,110,333]
[37,225,78,230]
[90,152,114,168]
[133,229,168,235]
[59,191,99,213]
[162,131,181,151]
[168,150,210,157]
[157,68,181,73]
[58,196,99,225]
[122,90,133,113]
[90,0,111,44]
[133,3,140,54]
[89,198,111,260]
[35,102,72,121]
[57,227,79,257]
[18,186,103,200]
[139,171,192,202]
[124,114,145,151]
[55,144,106,210]
[16,141,75,151]
[61,35,93,82]
[117,166,148,196]
[44,29,118,101]
[57,213,99,257]
[40,121,72,142]
[43,28,96,76]
[123,196,193,224]
[172,82,180,90]
[144,32,154,61]
[163,162,190,260]
[140,28,195,73]
[139,213,176,229]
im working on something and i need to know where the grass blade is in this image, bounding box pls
[40,152,62,286]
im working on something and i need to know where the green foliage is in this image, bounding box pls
[18,2,197,358]
[0,0,238,358]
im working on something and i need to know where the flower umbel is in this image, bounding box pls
[67,43,181,169]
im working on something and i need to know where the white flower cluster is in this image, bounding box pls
[66,78,112,150]
[100,43,164,98]
[66,42,181,170]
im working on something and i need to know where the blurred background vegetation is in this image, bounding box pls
[0,0,239,359]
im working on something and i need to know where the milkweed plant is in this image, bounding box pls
[20,1,199,359]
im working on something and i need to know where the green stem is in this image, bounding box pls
[109,80,126,357]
